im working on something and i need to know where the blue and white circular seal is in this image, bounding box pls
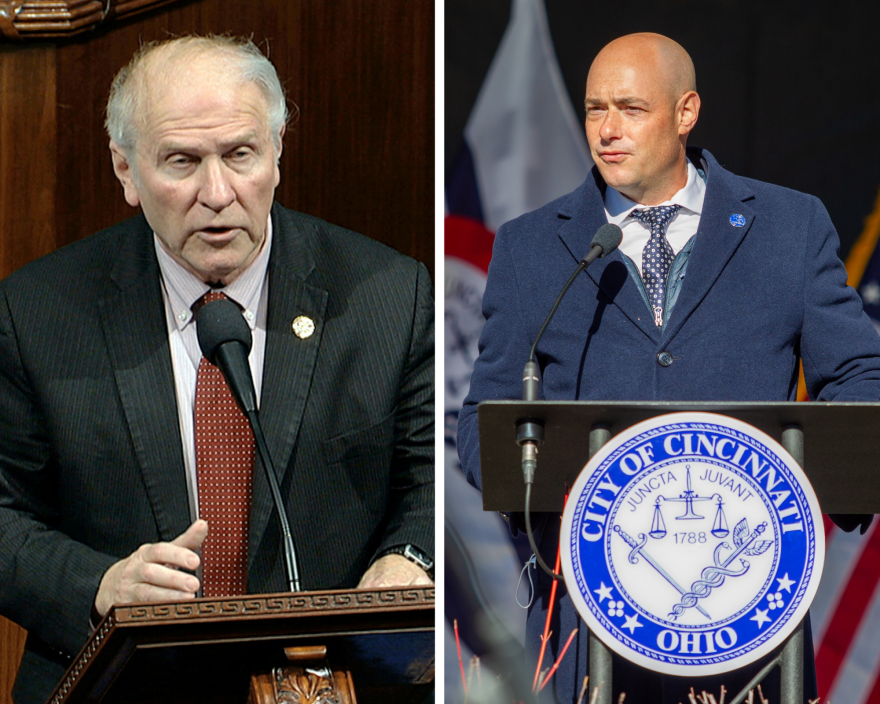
[560,412,824,676]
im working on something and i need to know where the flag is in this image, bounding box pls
[810,187,880,702]
[444,0,591,697]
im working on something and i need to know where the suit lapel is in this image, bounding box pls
[662,155,756,342]
[557,173,661,342]
[99,217,191,542]
[248,206,329,565]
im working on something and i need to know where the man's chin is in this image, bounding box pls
[596,164,637,194]
[182,241,264,286]
[183,257,247,286]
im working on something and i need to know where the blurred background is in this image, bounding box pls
[445,1,880,702]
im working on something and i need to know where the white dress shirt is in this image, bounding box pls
[155,219,272,522]
[604,159,707,276]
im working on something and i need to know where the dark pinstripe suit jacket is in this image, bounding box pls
[0,203,434,703]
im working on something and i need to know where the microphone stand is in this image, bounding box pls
[245,409,302,593]
[205,308,303,593]
[517,226,622,580]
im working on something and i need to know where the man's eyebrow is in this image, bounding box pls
[585,96,648,107]
[159,143,196,154]
[220,132,260,148]
[158,133,261,154]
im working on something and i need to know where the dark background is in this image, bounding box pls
[446,0,880,256]
[0,0,433,282]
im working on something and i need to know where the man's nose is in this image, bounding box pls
[198,159,235,211]
[600,110,622,142]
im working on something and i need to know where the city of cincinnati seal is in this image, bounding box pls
[560,413,824,676]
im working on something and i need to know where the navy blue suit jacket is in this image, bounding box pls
[457,148,880,701]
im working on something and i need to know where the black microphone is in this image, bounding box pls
[521,223,622,401]
[579,221,624,268]
[195,298,302,592]
[196,297,256,412]
[517,223,622,580]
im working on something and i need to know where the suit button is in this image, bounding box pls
[657,351,673,367]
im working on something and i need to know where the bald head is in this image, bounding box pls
[584,33,700,205]
[590,33,695,106]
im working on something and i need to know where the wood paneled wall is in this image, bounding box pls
[0,0,434,279]
[0,1,433,700]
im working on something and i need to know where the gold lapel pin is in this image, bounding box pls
[292,315,316,339]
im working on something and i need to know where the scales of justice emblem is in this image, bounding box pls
[560,413,824,677]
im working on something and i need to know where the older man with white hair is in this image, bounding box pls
[0,35,434,703]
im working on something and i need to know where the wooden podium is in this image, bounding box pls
[46,587,434,704]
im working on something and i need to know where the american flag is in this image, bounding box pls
[813,516,880,701]
[444,0,590,698]
[812,191,880,703]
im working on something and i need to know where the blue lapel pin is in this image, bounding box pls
[729,213,746,227]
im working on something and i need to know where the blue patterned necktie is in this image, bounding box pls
[631,205,681,328]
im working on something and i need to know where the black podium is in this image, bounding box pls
[478,400,880,704]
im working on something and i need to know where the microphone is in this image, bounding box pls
[517,223,622,580]
[195,298,302,592]
[580,221,624,268]
[522,223,622,401]
[196,296,256,413]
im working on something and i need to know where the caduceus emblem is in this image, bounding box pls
[668,519,773,619]
[613,518,773,620]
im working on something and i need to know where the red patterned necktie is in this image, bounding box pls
[194,290,255,597]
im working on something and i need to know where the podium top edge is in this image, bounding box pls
[477,400,880,409]
[110,587,435,625]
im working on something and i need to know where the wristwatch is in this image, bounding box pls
[381,544,434,580]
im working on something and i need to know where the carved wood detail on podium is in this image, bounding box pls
[48,616,115,704]
[249,645,356,704]
[0,0,186,40]
[119,588,434,623]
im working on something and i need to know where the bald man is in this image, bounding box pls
[0,36,433,703]
[458,33,880,702]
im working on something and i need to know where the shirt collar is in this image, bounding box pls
[155,215,273,332]
[604,158,706,225]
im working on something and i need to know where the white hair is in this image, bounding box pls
[105,35,289,154]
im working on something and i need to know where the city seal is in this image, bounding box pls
[560,412,824,676]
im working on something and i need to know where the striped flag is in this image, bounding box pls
[810,189,880,702]
[444,0,591,693]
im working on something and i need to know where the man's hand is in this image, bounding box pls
[357,554,433,589]
[94,520,208,617]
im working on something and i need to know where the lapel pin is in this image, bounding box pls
[292,315,315,339]
[729,213,746,227]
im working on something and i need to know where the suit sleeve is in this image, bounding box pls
[799,199,880,401]
[0,288,117,660]
[457,223,535,492]
[374,261,435,561]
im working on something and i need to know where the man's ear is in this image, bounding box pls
[677,91,701,138]
[109,142,141,208]
[277,124,286,158]
[273,125,286,186]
